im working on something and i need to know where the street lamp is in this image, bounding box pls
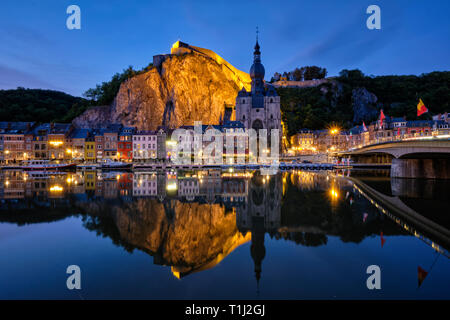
[330,127,340,135]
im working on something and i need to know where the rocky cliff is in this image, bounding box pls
[73,45,252,130]
[351,87,379,123]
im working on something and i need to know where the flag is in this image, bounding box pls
[397,127,401,136]
[363,122,368,132]
[418,266,428,288]
[380,232,386,247]
[417,99,428,117]
[379,110,386,128]
[363,213,368,223]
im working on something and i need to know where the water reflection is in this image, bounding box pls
[0,169,449,284]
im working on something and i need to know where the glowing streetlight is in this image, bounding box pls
[330,127,340,135]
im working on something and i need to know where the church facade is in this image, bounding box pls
[235,40,282,142]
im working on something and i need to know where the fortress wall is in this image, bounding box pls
[272,78,329,88]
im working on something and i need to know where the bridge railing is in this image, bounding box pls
[341,131,445,153]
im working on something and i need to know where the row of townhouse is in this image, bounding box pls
[0,120,247,163]
[0,122,75,163]
[0,122,144,163]
[290,113,450,153]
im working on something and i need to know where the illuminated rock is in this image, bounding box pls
[111,199,251,278]
[73,42,252,130]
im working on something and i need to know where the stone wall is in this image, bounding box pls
[391,158,450,179]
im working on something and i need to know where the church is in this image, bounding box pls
[235,38,282,146]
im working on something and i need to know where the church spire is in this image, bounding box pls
[254,27,261,62]
[250,27,265,96]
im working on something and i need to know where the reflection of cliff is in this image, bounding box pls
[2,170,432,280]
[83,198,251,278]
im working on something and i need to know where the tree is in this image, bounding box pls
[303,66,327,80]
[270,72,282,82]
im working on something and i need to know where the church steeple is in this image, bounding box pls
[250,28,265,96]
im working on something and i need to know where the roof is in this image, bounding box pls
[119,127,136,135]
[69,128,89,139]
[390,117,406,122]
[48,123,72,135]
[134,130,158,135]
[406,120,435,127]
[103,124,123,133]
[0,121,36,134]
[266,85,278,97]
[349,125,364,134]
[296,129,314,134]
[237,87,249,97]
[223,120,245,129]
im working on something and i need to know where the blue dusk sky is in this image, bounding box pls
[0,0,449,96]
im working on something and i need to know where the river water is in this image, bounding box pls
[0,169,449,299]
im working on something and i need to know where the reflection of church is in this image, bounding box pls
[236,173,282,288]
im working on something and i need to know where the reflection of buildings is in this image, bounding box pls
[133,172,158,197]
[1,169,445,282]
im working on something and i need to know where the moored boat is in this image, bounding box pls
[19,160,76,171]
[101,159,132,170]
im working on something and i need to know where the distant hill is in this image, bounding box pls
[278,70,450,136]
[1,68,449,137]
[0,88,88,123]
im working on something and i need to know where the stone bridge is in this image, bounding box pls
[337,139,450,179]
[340,139,450,159]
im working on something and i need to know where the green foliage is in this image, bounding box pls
[337,70,450,120]
[271,66,328,82]
[0,63,155,123]
[0,88,85,123]
[279,70,450,137]
[83,64,153,105]
[278,85,345,136]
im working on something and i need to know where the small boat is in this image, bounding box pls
[101,159,132,170]
[77,163,100,170]
[20,160,76,171]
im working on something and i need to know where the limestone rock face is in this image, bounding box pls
[352,87,379,123]
[73,52,251,130]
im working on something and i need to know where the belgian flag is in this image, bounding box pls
[417,99,428,117]
[418,266,428,288]
[380,231,386,247]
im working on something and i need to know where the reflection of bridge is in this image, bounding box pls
[342,176,450,257]
[338,139,450,178]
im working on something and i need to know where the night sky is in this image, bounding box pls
[1,0,449,96]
